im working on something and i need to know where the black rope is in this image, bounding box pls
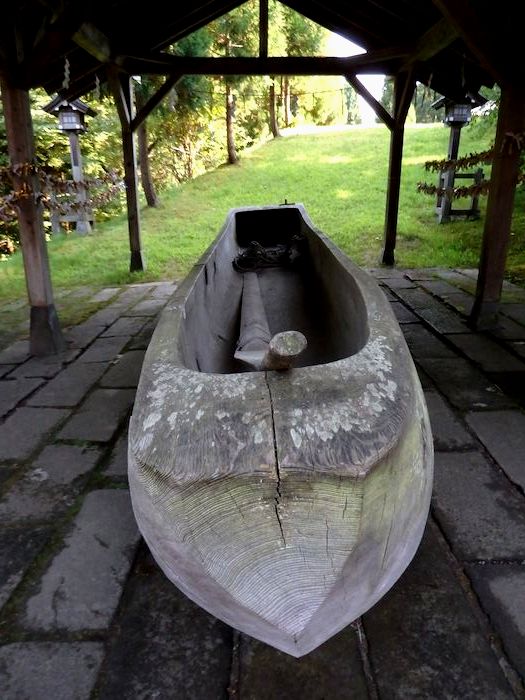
[232,236,305,272]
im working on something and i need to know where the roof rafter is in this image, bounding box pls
[432,0,523,85]
[402,17,459,68]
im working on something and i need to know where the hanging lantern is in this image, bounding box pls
[43,97,96,133]
[57,105,85,132]
[443,102,472,125]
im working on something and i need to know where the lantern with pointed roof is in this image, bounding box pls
[43,96,96,133]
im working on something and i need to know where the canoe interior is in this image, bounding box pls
[179,207,370,374]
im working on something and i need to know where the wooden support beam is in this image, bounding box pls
[344,74,394,130]
[130,74,182,131]
[469,85,525,328]
[432,0,520,85]
[259,0,269,58]
[381,71,415,265]
[394,67,415,123]
[73,22,111,62]
[107,68,145,272]
[117,50,408,77]
[0,78,65,355]
[402,17,459,68]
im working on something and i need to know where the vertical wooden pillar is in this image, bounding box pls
[381,72,415,266]
[470,85,525,328]
[108,69,145,272]
[0,78,65,356]
[382,123,405,265]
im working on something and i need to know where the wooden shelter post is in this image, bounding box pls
[108,69,145,272]
[470,84,525,328]
[0,79,65,355]
[382,71,415,265]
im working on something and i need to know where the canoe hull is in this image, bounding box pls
[128,204,433,657]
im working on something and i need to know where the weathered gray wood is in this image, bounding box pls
[264,331,307,370]
[235,272,272,361]
[234,272,307,371]
[0,78,65,356]
[129,204,433,657]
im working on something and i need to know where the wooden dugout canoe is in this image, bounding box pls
[128,204,433,657]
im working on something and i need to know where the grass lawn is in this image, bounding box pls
[1,122,524,307]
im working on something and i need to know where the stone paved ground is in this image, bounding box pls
[0,270,524,699]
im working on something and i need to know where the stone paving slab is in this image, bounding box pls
[77,335,130,363]
[424,391,477,451]
[8,349,81,379]
[490,316,525,341]
[150,281,177,298]
[441,290,475,316]
[24,489,140,631]
[237,626,369,699]
[419,278,467,298]
[501,304,525,326]
[417,358,515,411]
[96,547,232,700]
[446,333,525,373]
[124,298,166,316]
[126,320,157,350]
[115,286,153,305]
[100,316,149,337]
[58,388,135,442]
[467,563,525,680]
[466,411,525,490]
[0,444,102,524]
[401,323,456,359]
[0,340,30,365]
[27,362,107,407]
[363,522,515,699]
[0,377,44,418]
[378,284,397,300]
[380,276,416,289]
[104,430,128,478]
[403,269,441,281]
[82,305,127,327]
[0,407,70,461]
[0,526,51,609]
[389,301,420,324]
[0,642,104,700]
[436,270,478,294]
[99,350,145,388]
[432,451,525,561]
[89,287,121,303]
[0,364,15,378]
[391,287,468,333]
[64,321,105,349]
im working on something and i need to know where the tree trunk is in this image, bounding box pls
[226,83,238,165]
[135,91,158,207]
[283,76,291,128]
[269,79,280,138]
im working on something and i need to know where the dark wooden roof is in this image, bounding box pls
[1,1,521,104]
